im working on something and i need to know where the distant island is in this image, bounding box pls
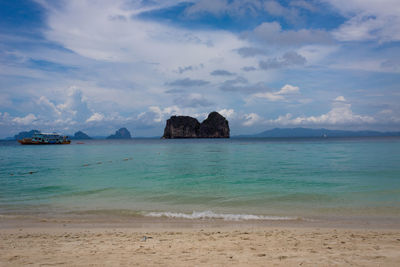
[234,128,400,138]
[13,130,92,140]
[10,128,132,140]
[72,131,92,140]
[8,126,400,141]
[106,127,132,139]
[14,129,40,140]
[162,111,230,139]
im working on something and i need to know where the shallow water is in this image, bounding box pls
[1,137,400,222]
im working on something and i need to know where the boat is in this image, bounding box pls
[18,132,71,145]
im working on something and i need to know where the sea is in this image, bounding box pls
[1,137,400,224]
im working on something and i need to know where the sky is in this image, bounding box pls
[0,0,399,138]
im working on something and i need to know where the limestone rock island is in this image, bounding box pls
[162,116,200,139]
[106,127,132,139]
[162,111,230,138]
[199,111,230,138]
[73,131,92,139]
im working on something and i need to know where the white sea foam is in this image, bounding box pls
[146,210,298,221]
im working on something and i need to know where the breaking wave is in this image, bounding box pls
[146,210,298,221]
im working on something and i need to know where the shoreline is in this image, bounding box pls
[1,211,400,230]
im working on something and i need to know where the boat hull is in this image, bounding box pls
[18,139,71,145]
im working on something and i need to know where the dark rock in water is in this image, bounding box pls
[14,130,40,140]
[73,131,92,140]
[162,111,229,138]
[199,111,230,138]
[163,116,200,138]
[106,127,132,139]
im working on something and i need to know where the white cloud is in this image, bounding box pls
[243,112,262,126]
[263,0,301,23]
[35,87,95,125]
[264,0,287,16]
[86,112,105,123]
[185,0,307,24]
[250,84,300,101]
[185,0,270,17]
[334,96,346,102]
[12,114,38,125]
[41,0,248,71]
[138,105,182,124]
[56,87,91,119]
[259,51,306,70]
[236,96,383,130]
[327,0,400,43]
[379,109,393,115]
[218,108,235,119]
[137,105,217,127]
[31,0,256,118]
[38,96,62,117]
[252,92,284,101]
[249,21,333,46]
[11,86,128,132]
[377,109,400,123]
[333,15,384,42]
[267,98,375,126]
[277,84,300,94]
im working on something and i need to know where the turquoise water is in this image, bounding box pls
[1,138,400,221]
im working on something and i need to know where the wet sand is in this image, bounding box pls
[1,216,400,266]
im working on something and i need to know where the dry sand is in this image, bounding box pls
[1,222,400,266]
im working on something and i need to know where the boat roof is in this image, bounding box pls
[35,132,62,136]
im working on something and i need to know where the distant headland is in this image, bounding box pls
[162,111,230,139]
[234,128,400,138]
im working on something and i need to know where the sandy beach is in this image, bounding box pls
[1,216,400,266]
